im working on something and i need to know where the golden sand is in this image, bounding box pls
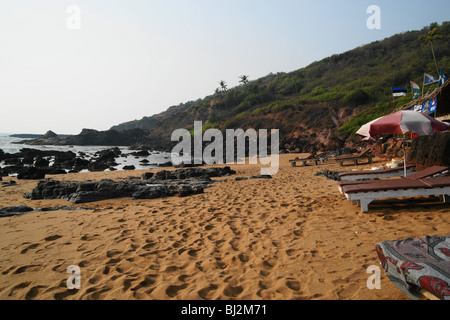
[0,154,448,300]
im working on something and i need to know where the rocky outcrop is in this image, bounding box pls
[17,167,46,180]
[13,128,157,148]
[24,167,236,204]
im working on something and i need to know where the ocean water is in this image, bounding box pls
[0,133,173,172]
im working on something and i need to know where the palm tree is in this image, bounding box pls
[218,80,228,93]
[419,23,442,76]
[239,75,249,86]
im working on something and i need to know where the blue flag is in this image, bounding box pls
[429,97,437,114]
[424,73,439,86]
[439,70,448,87]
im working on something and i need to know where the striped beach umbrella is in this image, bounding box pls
[356,110,449,139]
[356,110,449,177]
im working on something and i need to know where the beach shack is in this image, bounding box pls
[400,79,450,122]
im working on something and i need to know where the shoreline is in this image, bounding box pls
[0,154,448,300]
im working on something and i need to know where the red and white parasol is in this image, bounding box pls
[356,110,449,139]
[356,110,449,177]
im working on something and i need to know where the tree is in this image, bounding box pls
[239,75,249,86]
[218,80,228,93]
[419,23,442,75]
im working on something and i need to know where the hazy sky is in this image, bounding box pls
[1,0,449,134]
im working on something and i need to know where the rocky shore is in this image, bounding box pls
[0,147,172,179]
[23,167,236,204]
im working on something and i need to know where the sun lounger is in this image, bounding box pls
[341,175,450,212]
[337,165,449,194]
[290,153,328,167]
[332,149,373,166]
[290,156,318,167]
[338,165,416,181]
[375,235,450,300]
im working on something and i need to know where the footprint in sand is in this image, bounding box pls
[131,275,158,292]
[13,265,41,274]
[20,243,40,254]
[166,284,187,298]
[198,284,218,300]
[238,253,250,263]
[25,285,47,300]
[44,235,62,242]
[223,284,244,298]
[285,279,301,292]
[8,282,31,297]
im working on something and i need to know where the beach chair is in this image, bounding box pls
[338,165,416,181]
[337,165,449,194]
[332,149,373,166]
[376,235,450,300]
[289,152,328,167]
[290,156,318,167]
[341,175,450,212]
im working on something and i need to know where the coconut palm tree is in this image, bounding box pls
[239,75,249,86]
[218,80,228,93]
[419,23,442,75]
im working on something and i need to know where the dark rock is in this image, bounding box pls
[25,167,235,204]
[17,167,46,180]
[0,206,34,217]
[141,172,154,180]
[158,161,173,167]
[315,170,342,181]
[95,149,119,161]
[177,187,204,197]
[87,161,109,172]
[123,165,136,170]
[130,150,149,157]
[2,180,16,187]
[250,174,272,179]
[22,156,34,165]
[43,130,58,139]
[34,157,50,168]
[73,157,90,170]
[54,151,76,163]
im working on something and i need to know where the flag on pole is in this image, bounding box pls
[424,73,439,86]
[439,70,448,87]
[410,81,420,99]
[392,87,407,97]
[429,97,437,114]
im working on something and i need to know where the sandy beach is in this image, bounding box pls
[0,153,448,300]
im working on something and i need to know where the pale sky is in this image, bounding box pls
[1,0,449,134]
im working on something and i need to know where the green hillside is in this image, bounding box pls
[112,22,450,151]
